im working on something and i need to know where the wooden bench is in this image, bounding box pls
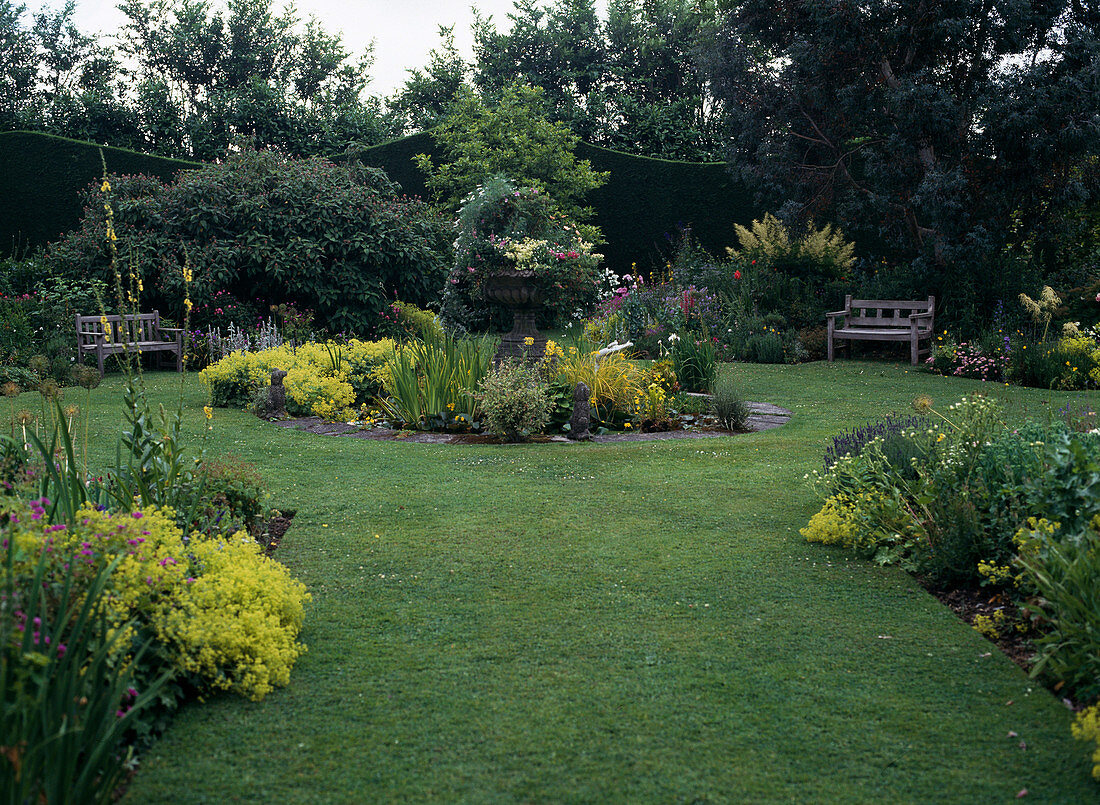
[76,311,184,374]
[826,295,935,365]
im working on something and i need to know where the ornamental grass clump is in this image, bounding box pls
[711,370,750,431]
[476,360,553,442]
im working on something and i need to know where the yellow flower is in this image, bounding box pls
[100,179,111,193]
[203,406,213,420]
[184,298,193,313]
[524,336,534,347]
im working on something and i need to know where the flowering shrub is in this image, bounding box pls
[46,147,451,335]
[158,533,309,701]
[928,335,1010,381]
[1073,705,1100,781]
[201,339,393,417]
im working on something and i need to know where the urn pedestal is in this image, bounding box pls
[483,273,546,362]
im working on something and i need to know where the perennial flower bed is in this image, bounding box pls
[802,394,1100,778]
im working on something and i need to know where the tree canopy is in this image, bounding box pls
[0,0,400,159]
[706,2,1099,284]
[413,81,609,224]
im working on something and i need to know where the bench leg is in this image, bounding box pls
[96,344,105,376]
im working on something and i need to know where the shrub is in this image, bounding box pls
[711,370,750,431]
[477,359,553,441]
[728,213,856,281]
[46,146,452,336]
[928,336,1009,382]
[1072,704,1100,781]
[197,454,268,537]
[801,495,859,546]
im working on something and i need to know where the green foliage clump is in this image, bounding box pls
[379,330,496,430]
[45,146,451,336]
[670,333,717,393]
[1015,516,1100,703]
[476,359,553,442]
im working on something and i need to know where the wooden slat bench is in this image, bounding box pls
[76,311,184,374]
[826,295,935,365]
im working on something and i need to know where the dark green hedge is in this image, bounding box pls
[339,131,436,200]
[576,142,757,276]
[3,130,758,276]
[0,131,198,254]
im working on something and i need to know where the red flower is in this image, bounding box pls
[734,270,742,280]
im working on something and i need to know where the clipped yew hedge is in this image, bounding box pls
[0,131,198,254]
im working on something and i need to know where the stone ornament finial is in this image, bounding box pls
[568,381,592,441]
[267,368,289,419]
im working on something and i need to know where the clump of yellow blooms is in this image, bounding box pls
[1,499,310,701]
[556,348,644,423]
[201,339,393,418]
[1071,704,1100,780]
[800,495,859,546]
[972,609,1009,640]
[976,559,1014,587]
[158,534,309,700]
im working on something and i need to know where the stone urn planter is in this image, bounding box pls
[483,271,547,362]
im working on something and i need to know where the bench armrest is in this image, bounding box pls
[160,327,185,334]
[825,309,848,319]
[908,311,934,320]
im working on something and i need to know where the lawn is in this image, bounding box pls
[99,360,1098,803]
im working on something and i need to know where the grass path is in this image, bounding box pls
[102,362,1097,803]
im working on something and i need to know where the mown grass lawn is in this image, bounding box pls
[89,360,1097,803]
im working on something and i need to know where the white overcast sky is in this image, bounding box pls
[21,0,608,96]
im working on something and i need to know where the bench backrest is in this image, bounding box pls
[76,311,162,346]
[845,296,934,328]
